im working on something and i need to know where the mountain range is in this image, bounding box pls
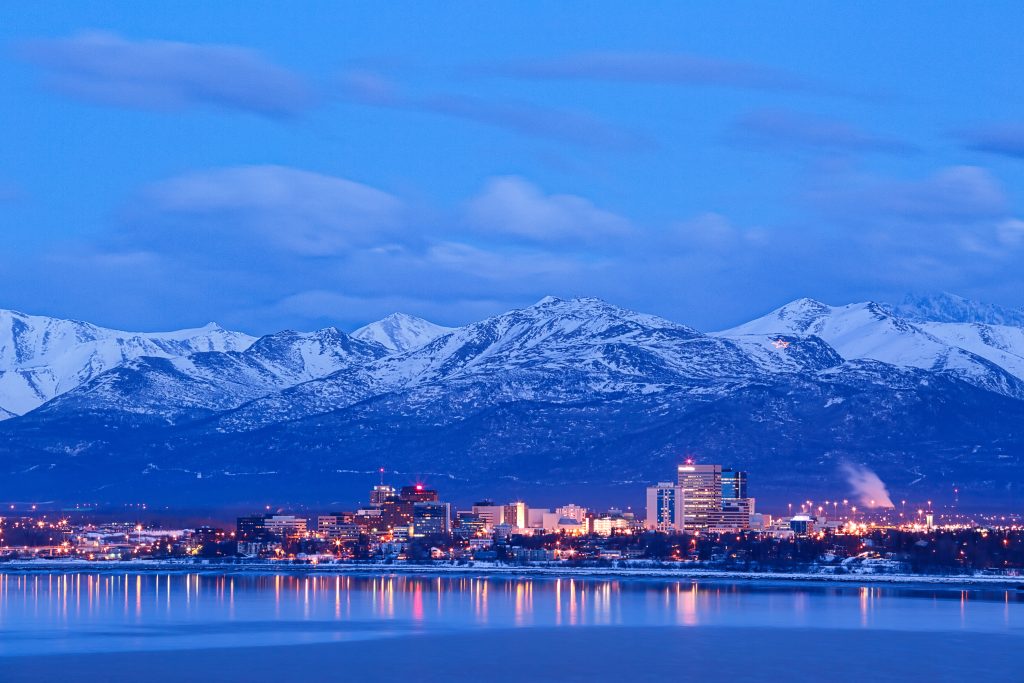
[1,292,1022,509]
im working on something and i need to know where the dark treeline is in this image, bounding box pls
[495,529,1024,573]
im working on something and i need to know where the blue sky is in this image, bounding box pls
[2,2,1024,333]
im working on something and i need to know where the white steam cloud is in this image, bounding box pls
[840,463,895,508]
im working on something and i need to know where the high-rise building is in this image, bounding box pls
[721,469,748,500]
[454,511,487,538]
[411,502,451,537]
[400,485,438,503]
[380,485,442,532]
[645,482,685,532]
[503,501,528,530]
[471,501,504,529]
[707,498,754,532]
[236,515,269,540]
[677,463,722,532]
[555,504,588,523]
[237,514,308,540]
[318,513,361,540]
[370,485,395,507]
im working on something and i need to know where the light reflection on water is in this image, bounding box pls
[0,572,1020,656]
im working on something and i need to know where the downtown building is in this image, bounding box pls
[639,463,756,533]
[645,482,685,532]
[708,467,755,532]
[677,463,723,533]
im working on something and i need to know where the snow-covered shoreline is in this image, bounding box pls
[2,559,1022,589]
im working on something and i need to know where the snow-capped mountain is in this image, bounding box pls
[214,296,844,431]
[890,292,1024,327]
[0,309,255,418]
[37,327,387,421]
[1,294,1022,508]
[717,298,1024,398]
[352,313,454,352]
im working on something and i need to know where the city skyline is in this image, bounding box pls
[3,5,1023,680]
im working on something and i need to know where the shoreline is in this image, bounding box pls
[2,559,1022,589]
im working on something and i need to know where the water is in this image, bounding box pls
[1,571,1022,682]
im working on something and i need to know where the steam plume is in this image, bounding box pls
[840,463,894,508]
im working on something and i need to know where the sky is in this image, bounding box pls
[2,1,1024,334]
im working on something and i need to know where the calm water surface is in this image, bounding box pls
[0,572,1021,657]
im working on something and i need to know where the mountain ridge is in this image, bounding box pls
[1,293,1022,508]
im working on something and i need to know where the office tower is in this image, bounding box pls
[645,482,685,532]
[261,515,308,539]
[370,485,395,507]
[471,501,505,529]
[554,504,588,523]
[411,501,451,537]
[317,513,360,541]
[399,484,438,503]
[707,498,754,532]
[677,463,722,532]
[454,511,487,538]
[721,469,748,500]
[236,515,268,540]
[503,501,528,529]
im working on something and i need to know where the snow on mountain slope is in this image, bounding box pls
[0,309,255,418]
[889,292,1024,327]
[351,313,454,352]
[718,298,1024,397]
[215,296,845,430]
[915,321,1024,381]
[36,327,387,421]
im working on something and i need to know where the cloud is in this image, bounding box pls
[131,165,404,257]
[808,165,1009,223]
[671,212,769,250]
[731,109,914,155]
[340,69,647,150]
[998,219,1024,247]
[9,159,1024,337]
[477,51,822,93]
[249,290,508,330]
[17,31,315,117]
[463,176,633,244]
[73,165,597,330]
[957,123,1024,159]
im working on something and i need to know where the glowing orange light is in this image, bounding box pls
[772,339,791,350]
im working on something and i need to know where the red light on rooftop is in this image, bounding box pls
[415,484,423,491]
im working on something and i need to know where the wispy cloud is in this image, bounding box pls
[341,69,648,150]
[475,51,823,93]
[463,176,633,244]
[11,158,1024,335]
[807,166,1009,223]
[730,109,915,155]
[957,122,1024,159]
[16,31,315,118]
[131,165,404,257]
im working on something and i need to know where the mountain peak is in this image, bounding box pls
[721,297,833,336]
[888,292,1024,327]
[352,313,454,353]
[0,309,255,418]
[778,297,832,314]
